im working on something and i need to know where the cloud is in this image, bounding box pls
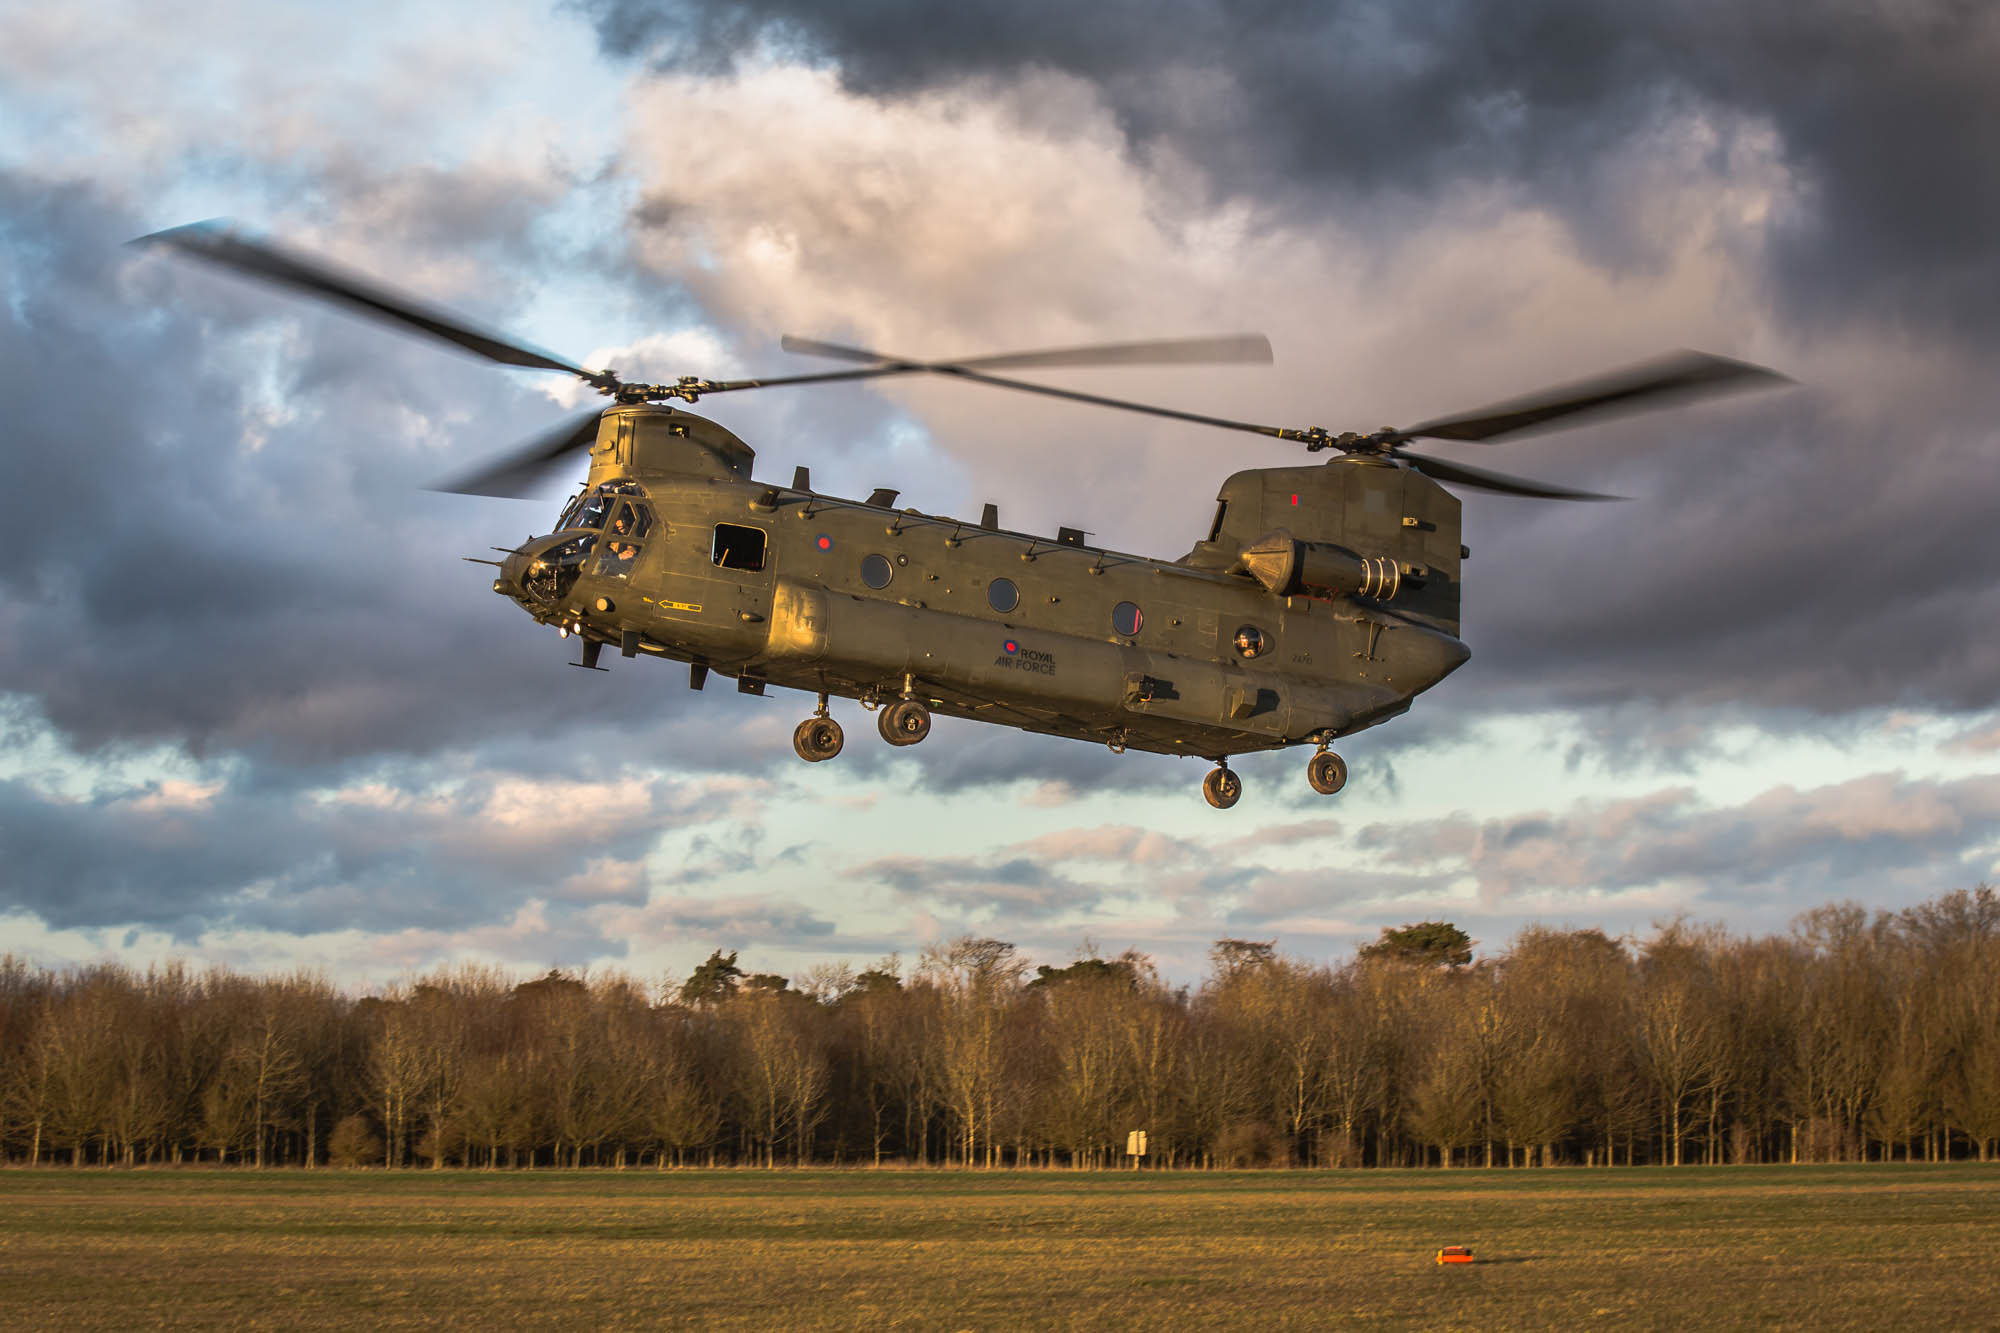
[587,0,2000,348]
[574,53,2000,723]
[1355,770,2000,914]
[849,852,1103,922]
[6,0,1999,990]
[1010,824,1197,867]
[0,716,745,938]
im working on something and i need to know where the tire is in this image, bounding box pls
[1307,750,1347,796]
[878,698,931,747]
[793,717,844,762]
[1202,766,1242,809]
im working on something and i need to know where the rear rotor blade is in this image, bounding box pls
[779,332,1274,371]
[430,408,604,498]
[135,221,605,382]
[1395,350,1789,445]
[1392,449,1623,501]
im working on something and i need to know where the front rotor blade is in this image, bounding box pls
[779,332,1274,371]
[430,408,604,498]
[1397,350,1789,444]
[136,221,603,381]
[1394,449,1623,501]
[928,365,1299,441]
[771,343,1303,439]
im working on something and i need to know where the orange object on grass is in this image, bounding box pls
[1436,1246,1474,1264]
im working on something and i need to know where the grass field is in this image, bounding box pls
[3,1164,1999,1330]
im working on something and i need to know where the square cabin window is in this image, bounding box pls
[712,523,768,572]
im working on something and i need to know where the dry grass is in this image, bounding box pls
[3,1164,1999,1329]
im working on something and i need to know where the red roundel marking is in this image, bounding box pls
[1004,640,1019,654]
[1290,493,1300,506]
[816,534,833,551]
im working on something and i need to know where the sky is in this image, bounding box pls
[2,0,1997,989]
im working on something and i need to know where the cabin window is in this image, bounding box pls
[1112,601,1143,636]
[712,523,767,571]
[987,577,1019,613]
[860,554,894,589]
[1233,624,1268,659]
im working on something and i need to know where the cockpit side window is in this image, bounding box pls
[593,541,643,578]
[575,495,613,530]
[712,523,767,571]
[609,502,654,541]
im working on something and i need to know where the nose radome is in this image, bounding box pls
[494,550,530,598]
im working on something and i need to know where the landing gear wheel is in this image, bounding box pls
[878,698,932,747]
[793,716,844,762]
[1307,750,1347,796]
[1202,765,1242,810]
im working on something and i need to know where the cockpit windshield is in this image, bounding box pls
[557,480,651,533]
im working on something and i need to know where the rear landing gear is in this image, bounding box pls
[793,694,844,762]
[1202,763,1242,810]
[794,717,844,762]
[1307,748,1347,796]
[878,698,931,747]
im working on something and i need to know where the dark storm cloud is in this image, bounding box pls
[1445,383,2000,715]
[587,0,2000,346]
[577,0,2000,720]
[0,172,786,775]
[0,172,833,941]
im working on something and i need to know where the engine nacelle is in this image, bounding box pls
[1237,531,1401,602]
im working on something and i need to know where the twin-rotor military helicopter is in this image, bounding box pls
[141,223,1786,807]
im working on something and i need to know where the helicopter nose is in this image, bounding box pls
[493,548,532,600]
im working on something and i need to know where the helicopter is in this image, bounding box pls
[137,223,1786,808]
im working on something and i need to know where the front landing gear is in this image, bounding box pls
[1202,763,1242,810]
[1307,748,1348,796]
[793,694,844,762]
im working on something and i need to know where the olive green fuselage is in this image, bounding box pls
[496,404,1469,759]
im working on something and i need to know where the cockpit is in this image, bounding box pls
[523,481,657,602]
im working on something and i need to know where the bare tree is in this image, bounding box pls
[924,938,1027,1167]
[1636,925,1727,1166]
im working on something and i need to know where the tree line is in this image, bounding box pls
[3,887,1998,1170]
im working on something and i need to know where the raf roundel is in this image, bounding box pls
[815,534,833,552]
[1003,640,1020,655]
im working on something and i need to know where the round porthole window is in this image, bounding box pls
[1233,624,1267,658]
[1111,601,1143,636]
[988,577,1020,613]
[861,554,894,589]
